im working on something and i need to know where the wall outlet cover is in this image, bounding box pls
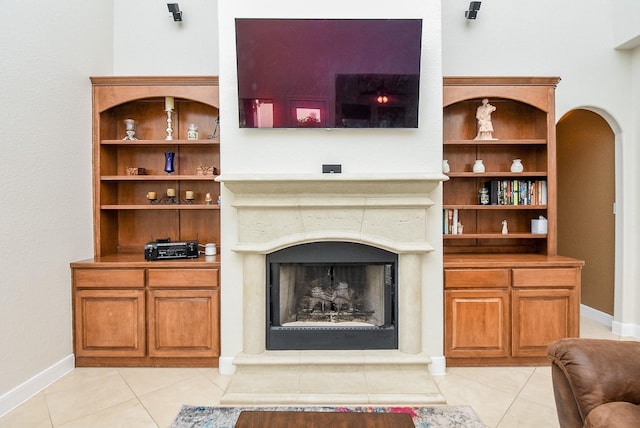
[322,164,342,173]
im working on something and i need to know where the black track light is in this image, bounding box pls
[465,1,481,19]
[167,3,182,22]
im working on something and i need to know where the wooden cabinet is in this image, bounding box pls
[445,289,510,359]
[91,76,221,255]
[74,288,146,358]
[443,78,583,366]
[444,255,583,366]
[443,77,559,255]
[148,289,219,358]
[72,261,220,366]
[147,268,219,358]
[71,77,221,367]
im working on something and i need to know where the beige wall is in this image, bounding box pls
[0,0,112,414]
[557,109,616,315]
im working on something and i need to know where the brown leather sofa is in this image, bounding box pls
[548,338,640,427]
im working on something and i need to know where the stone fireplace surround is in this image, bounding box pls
[217,173,447,404]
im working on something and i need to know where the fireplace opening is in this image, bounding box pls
[266,242,398,350]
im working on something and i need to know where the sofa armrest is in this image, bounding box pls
[548,338,640,427]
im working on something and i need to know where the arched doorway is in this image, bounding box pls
[557,109,615,316]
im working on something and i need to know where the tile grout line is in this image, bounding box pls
[493,368,537,428]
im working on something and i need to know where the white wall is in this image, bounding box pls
[217,0,444,370]
[0,0,112,415]
[443,0,640,334]
[613,0,640,48]
[113,0,219,75]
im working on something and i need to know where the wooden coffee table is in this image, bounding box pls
[235,410,415,427]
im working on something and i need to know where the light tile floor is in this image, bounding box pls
[0,317,627,428]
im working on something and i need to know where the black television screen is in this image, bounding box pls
[235,18,423,129]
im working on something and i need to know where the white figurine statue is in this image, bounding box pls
[474,98,497,140]
[501,220,508,234]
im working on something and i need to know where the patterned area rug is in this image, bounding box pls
[170,405,486,427]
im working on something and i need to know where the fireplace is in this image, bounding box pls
[217,173,447,383]
[267,242,398,350]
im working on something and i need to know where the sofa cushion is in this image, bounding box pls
[584,402,640,428]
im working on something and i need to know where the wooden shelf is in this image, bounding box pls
[101,175,217,181]
[443,78,556,255]
[101,204,220,210]
[445,172,547,178]
[72,76,222,368]
[444,139,547,146]
[444,205,547,210]
[442,77,582,367]
[101,139,219,146]
[444,233,547,239]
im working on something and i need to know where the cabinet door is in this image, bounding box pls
[512,288,578,357]
[74,289,146,357]
[148,289,220,358]
[445,289,510,358]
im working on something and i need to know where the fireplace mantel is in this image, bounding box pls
[217,173,446,196]
[218,173,447,254]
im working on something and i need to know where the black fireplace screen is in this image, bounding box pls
[266,242,398,350]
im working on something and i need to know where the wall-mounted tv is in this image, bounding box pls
[235,18,423,129]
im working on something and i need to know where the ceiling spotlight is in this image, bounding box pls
[465,1,481,19]
[167,3,182,22]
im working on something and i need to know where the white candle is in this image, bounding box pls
[165,96,174,110]
[146,191,157,200]
[167,188,176,197]
[185,190,194,200]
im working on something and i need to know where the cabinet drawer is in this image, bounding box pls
[148,268,219,288]
[512,268,579,288]
[445,269,510,288]
[74,269,145,288]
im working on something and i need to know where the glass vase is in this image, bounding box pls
[164,152,175,174]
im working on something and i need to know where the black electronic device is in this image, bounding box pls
[235,18,423,129]
[144,239,199,260]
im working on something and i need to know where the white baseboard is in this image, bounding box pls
[429,355,446,376]
[580,304,613,327]
[581,304,640,339]
[612,321,640,338]
[218,356,236,375]
[0,354,74,418]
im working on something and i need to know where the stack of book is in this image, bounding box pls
[485,180,547,206]
[443,208,461,235]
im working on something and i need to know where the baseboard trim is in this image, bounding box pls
[218,356,236,375]
[0,354,74,418]
[580,304,613,327]
[612,321,640,338]
[581,304,640,339]
[429,356,446,376]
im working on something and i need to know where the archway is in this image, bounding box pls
[557,109,615,316]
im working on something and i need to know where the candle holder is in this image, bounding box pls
[184,190,195,205]
[146,191,161,205]
[208,116,220,140]
[163,188,179,204]
[165,108,174,140]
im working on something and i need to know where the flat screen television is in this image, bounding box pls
[235,18,423,129]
